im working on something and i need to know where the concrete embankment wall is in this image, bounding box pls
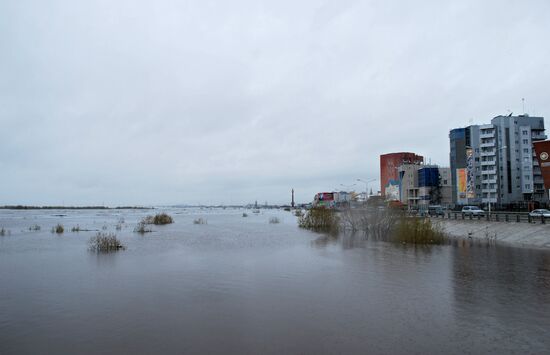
[432,218,550,249]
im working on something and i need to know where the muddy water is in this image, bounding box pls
[1,208,549,354]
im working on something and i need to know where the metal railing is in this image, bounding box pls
[426,211,549,224]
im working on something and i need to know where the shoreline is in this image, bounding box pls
[0,205,152,210]
[432,218,550,249]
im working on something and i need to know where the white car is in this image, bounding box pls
[461,206,485,216]
[529,209,550,218]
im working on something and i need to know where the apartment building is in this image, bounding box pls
[449,114,547,208]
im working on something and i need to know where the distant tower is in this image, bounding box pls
[291,188,295,208]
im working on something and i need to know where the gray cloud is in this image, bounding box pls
[1,0,549,205]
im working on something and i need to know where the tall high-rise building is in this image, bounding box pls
[380,152,423,199]
[449,114,547,208]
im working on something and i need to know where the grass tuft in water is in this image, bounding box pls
[134,222,152,234]
[89,232,126,252]
[141,213,174,225]
[51,224,64,234]
[298,208,339,233]
[392,217,445,245]
[269,217,280,224]
[193,218,207,225]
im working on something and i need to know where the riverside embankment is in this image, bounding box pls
[432,218,550,249]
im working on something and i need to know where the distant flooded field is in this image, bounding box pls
[1,208,550,354]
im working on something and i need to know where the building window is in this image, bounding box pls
[523,130,528,135]
[523,139,529,144]
[525,184,531,189]
[523,148,529,153]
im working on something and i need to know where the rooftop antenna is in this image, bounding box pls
[522,98,525,115]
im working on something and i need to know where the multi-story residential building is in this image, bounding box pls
[449,125,483,206]
[398,164,421,206]
[397,164,453,209]
[438,167,453,205]
[380,152,423,199]
[449,114,547,208]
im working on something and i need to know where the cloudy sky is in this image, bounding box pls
[1,0,549,206]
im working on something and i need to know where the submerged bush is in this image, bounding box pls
[140,213,174,225]
[242,213,248,217]
[134,222,152,234]
[193,218,207,225]
[153,213,173,225]
[392,217,446,245]
[0,227,9,236]
[71,225,81,232]
[51,224,64,234]
[298,208,339,233]
[89,232,126,252]
[29,224,41,231]
[269,217,280,224]
[294,209,303,217]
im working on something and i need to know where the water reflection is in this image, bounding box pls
[1,208,550,354]
[451,244,550,353]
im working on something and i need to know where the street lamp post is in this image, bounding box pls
[357,178,376,203]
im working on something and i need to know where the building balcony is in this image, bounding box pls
[482,188,497,193]
[480,160,496,166]
[480,132,495,139]
[481,178,497,184]
[532,134,547,141]
[480,151,495,157]
[480,142,496,148]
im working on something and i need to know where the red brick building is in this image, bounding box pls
[380,152,424,197]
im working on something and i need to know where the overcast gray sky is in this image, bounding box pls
[1,0,549,206]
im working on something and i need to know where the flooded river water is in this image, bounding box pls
[1,208,550,354]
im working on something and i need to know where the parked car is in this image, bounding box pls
[428,205,445,216]
[461,206,485,216]
[528,209,550,218]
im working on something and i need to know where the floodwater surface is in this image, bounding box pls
[1,208,550,354]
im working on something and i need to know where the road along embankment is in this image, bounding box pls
[431,218,550,249]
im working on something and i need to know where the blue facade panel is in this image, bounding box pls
[418,167,439,187]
